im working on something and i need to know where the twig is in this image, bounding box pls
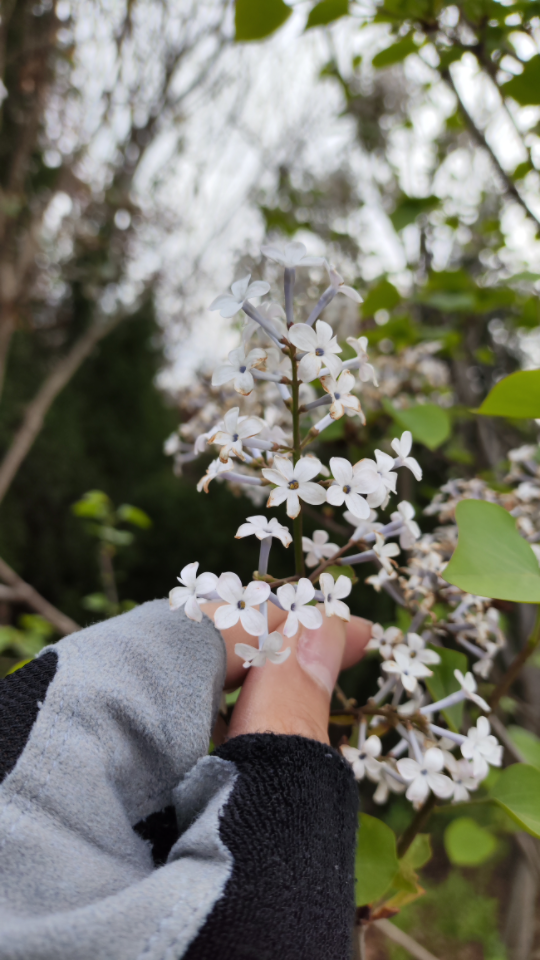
[0,556,79,635]
[397,792,437,858]
[489,606,540,710]
[374,919,442,960]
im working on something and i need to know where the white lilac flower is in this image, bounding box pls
[454,669,490,712]
[443,754,479,803]
[382,643,435,693]
[397,748,454,805]
[243,302,287,344]
[341,736,382,781]
[319,572,352,621]
[460,717,502,779]
[197,457,234,493]
[235,515,292,547]
[320,369,364,421]
[365,568,397,592]
[209,274,270,318]
[367,623,403,659]
[235,631,291,668]
[261,240,324,269]
[208,407,264,462]
[302,529,339,568]
[345,335,378,384]
[169,562,218,622]
[373,764,406,804]
[391,431,422,481]
[289,319,342,383]
[262,455,326,519]
[360,452,398,509]
[214,573,270,636]
[405,633,441,668]
[212,346,267,396]
[373,533,400,574]
[343,509,383,541]
[391,501,421,549]
[327,265,362,303]
[327,457,378,520]
[276,578,323,637]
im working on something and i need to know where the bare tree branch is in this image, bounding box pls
[0,555,79,635]
[374,920,441,960]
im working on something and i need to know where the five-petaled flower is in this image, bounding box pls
[397,747,454,806]
[235,631,291,668]
[460,717,502,779]
[169,562,218,622]
[261,240,324,269]
[276,578,323,637]
[262,455,326,519]
[235,515,292,547]
[320,369,364,421]
[289,319,342,383]
[391,500,421,549]
[391,431,422,481]
[373,533,400,574]
[327,457,377,520]
[346,335,378,384]
[208,407,264,462]
[209,274,270,318]
[212,346,267,396]
[454,669,490,712]
[302,529,339,568]
[319,571,352,621]
[341,736,382,781]
[214,572,270,636]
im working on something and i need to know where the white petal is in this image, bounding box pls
[212,364,236,386]
[268,646,291,664]
[344,492,370,519]
[294,456,321,483]
[339,284,362,302]
[179,561,200,587]
[169,586,190,609]
[240,606,267,636]
[184,595,203,622]
[217,571,243,604]
[246,280,271,298]
[396,758,420,781]
[196,572,218,594]
[365,735,382,758]
[324,353,343,379]
[267,486,289,508]
[234,370,255,395]
[297,353,321,383]
[331,599,350,621]
[283,610,300,637]
[272,456,294,481]
[315,319,334,344]
[334,575,352,600]
[425,748,444,773]
[330,457,352,486]
[238,417,263,439]
[231,275,251,301]
[286,490,301,518]
[326,485,345,507]
[235,642,256,663]
[214,604,241,630]
[312,530,329,544]
[243,581,271,606]
[406,776,430,805]
[298,482,327,505]
[262,468,287,487]
[295,577,316,606]
[277,583,296,611]
[404,456,423,481]
[289,323,317,352]
[260,244,286,264]
[296,605,323,630]
[427,772,454,799]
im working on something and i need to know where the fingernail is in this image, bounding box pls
[296,625,344,696]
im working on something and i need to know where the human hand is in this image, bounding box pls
[203,600,372,744]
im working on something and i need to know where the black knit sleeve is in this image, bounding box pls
[183,733,359,960]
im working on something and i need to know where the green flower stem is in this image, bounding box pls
[396,792,437,859]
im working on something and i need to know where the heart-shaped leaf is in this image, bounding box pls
[490,764,540,837]
[444,817,498,866]
[355,813,399,905]
[476,370,540,419]
[235,0,292,41]
[442,500,540,602]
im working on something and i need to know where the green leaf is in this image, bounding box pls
[372,35,418,68]
[117,503,152,528]
[355,813,399,905]
[503,55,540,106]
[425,645,467,731]
[490,764,540,837]
[508,726,540,770]
[390,195,438,231]
[96,525,134,546]
[72,489,112,521]
[476,370,540,419]
[403,833,432,870]
[324,564,358,584]
[383,399,451,450]
[444,817,498,866]
[442,500,540,603]
[306,0,348,28]
[361,279,401,316]
[235,0,292,41]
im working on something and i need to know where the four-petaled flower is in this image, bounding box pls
[277,578,323,637]
[169,562,218,622]
[367,623,403,659]
[327,457,377,520]
[320,369,364,421]
[214,572,270,636]
[209,274,270,318]
[391,431,422,481]
[319,571,352,621]
[443,754,479,803]
[359,451,397,508]
[208,407,263,462]
[373,533,400,574]
[397,748,454,805]
[302,529,339,568]
[346,335,378,384]
[391,500,421,549]
[212,346,267,396]
[341,736,382,781]
[235,631,291,668]
[454,669,490,712]
[262,455,326,519]
[261,240,324,269]
[235,515,292,547]
[460,717,502,779]
[382,638,438,692]
[289,319,342,383]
